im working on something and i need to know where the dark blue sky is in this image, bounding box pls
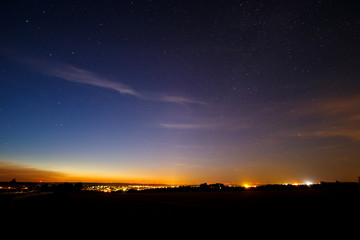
[1,0,359,184]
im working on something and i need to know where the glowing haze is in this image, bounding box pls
[1,1,359,184]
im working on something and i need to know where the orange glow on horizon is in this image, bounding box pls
[0,161,357,185]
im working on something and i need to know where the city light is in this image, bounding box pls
[305,181,313,186]
[243,184,257,189]
[82,184,178,193]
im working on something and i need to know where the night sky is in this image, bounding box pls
[1,0,359,184]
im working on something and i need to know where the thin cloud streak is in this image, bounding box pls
[22,57,205,105]
[158,95,206,105]
[48,64,140,97]
[159,123,216,130]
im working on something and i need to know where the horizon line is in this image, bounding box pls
[2,179,359,186]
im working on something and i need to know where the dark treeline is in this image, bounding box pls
[139,183,244,193]
[36,182,83,193]
[139,182,360,193]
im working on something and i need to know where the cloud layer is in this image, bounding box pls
[0,161,69,182]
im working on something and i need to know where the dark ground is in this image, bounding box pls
[2,189,359,228]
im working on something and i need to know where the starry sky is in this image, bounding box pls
[1,0,359,184]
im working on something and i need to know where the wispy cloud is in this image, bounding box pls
[158,95,206,105]
[46,63,142,97]
[272,95,360,141]
[159,123,216,130]
[158,95,360,142]
[21,57,205,105]
[285,95,360,118]
[158,118,252,131]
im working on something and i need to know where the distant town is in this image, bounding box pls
[1,178,359,196]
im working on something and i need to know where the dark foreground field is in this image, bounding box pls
[2,188,359,228]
